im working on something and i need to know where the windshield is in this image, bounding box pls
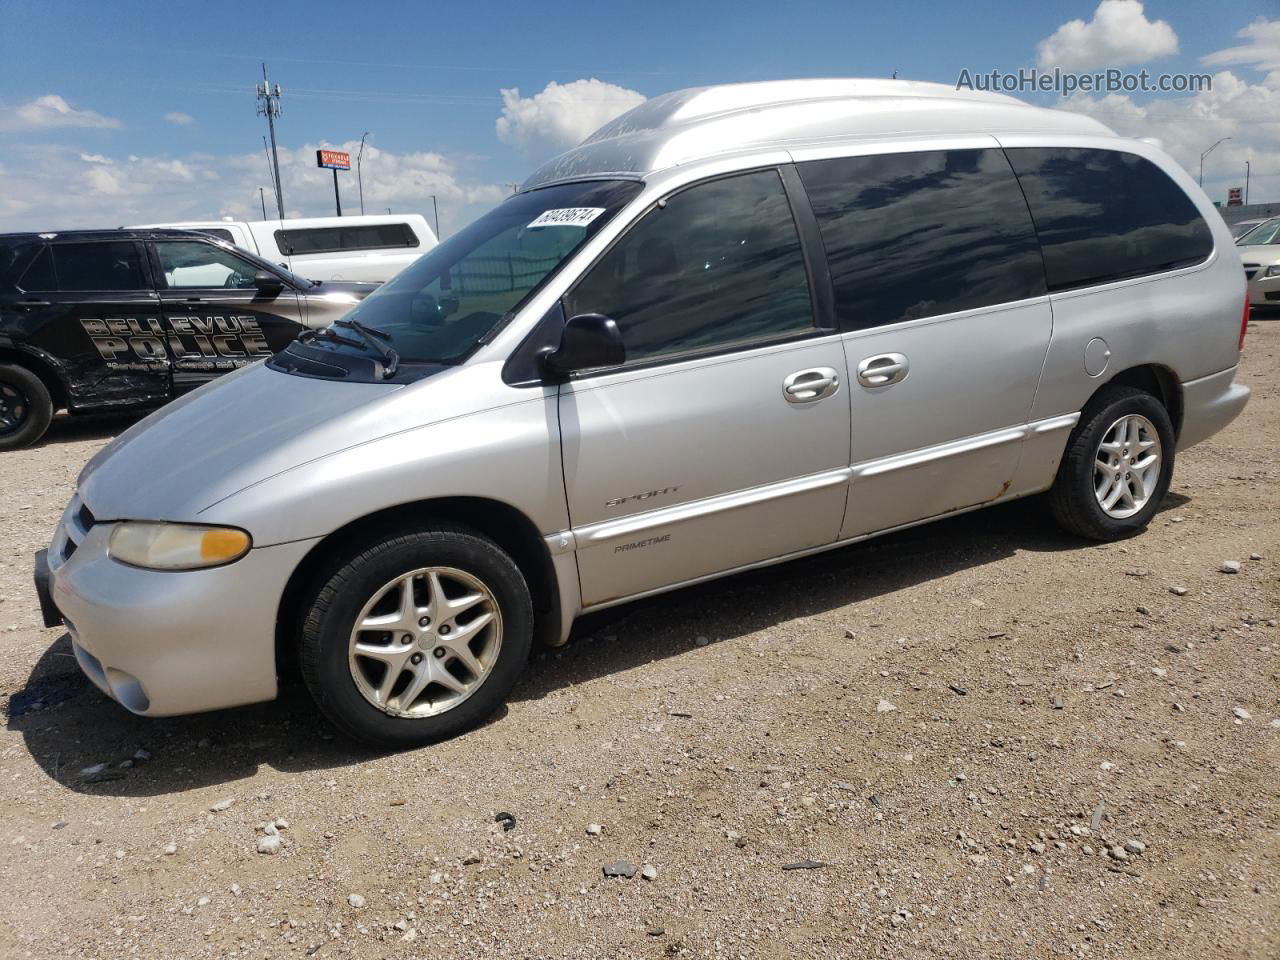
[1237,218,1280,245]
[334,179,641,363]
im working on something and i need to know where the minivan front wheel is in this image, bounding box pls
[299,525,533,747]
[1048,385,1175,541]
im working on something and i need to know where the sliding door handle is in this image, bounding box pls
[856,353,909,387]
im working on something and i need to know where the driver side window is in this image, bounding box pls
[155,241,259,290]
[565,169,816,363]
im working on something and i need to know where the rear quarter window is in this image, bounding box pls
[1,240,41,288]
[1005,147,1214,292]
[18,241,147,292]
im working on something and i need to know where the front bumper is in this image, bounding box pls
[42,497,319,717]
[1177,366,1251,452]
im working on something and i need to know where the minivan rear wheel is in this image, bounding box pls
[0,364,54,451]
[298,524,533,747]
[1048,385,1175,541]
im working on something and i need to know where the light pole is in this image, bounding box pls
[1245,160,1250,206]
[1198,137,1231,188]
[356,132,369,216]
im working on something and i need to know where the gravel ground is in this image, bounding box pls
[2,325,1277,960]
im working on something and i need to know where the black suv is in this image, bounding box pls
[0,229,377,448]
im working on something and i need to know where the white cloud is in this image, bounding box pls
[0,94,121,133]
[496,78,645,162]
[1054,67,1280,202]
[85,166,125,196]
[164,111,194,126]
[1037,1,1179,71]
[1202,18,1280,73]
[0,140,507,235]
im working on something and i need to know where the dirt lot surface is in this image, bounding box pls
[2,325,1277,960]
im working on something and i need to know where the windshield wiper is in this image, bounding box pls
[298,327,364,349]
[334,318,400,379]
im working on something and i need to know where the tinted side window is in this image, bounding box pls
[29,242,148,291]
[565,169,815,363]
[199,228,236,243]
[1,240,36,287]
[274,223,419,255]
[798,149,1045,330]
[1005,148,1214,291]
[17,246,56,291]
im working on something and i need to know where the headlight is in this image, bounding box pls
[1264,265,1280,278]
[108,522,251,570]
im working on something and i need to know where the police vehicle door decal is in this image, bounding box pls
[18,240,172,406]
[151,239,305,390]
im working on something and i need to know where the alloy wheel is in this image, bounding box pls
[1093,413,1162,519]
[347,566,503,718]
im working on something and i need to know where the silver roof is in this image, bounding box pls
[522,78,1117,190]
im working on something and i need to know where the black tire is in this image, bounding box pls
[298,523,533,748]
[0,364,54,451]
[1048,385,1175,541]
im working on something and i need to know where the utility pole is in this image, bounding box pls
[357,132,369,215]
[1245,160,1251,205]
[258,187,267,220]
[261,136,278,214]
[256,63,285,220]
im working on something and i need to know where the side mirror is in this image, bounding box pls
[542,313,625,380]
[253,270,284,296]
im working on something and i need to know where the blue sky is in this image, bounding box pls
[1,0,1278,232]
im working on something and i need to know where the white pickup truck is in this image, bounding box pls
[130,213,436,283]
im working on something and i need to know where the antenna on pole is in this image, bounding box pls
[256,63,285,220]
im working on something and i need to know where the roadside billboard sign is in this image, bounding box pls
[316,149,352,171]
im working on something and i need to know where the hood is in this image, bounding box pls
[1237,245,1280,265]
[78,362,402,522]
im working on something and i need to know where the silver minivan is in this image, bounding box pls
[35,80,1251,747]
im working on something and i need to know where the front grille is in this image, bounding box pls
[61,496,95,563]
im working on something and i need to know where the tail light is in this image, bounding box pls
[1239,291,1250,352]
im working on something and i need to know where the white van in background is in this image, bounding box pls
[129,214,436,283]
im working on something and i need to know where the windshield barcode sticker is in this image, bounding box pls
[527,207,606,229]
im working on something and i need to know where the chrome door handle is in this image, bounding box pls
[856,352,909,387]
[783,367,840,403]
